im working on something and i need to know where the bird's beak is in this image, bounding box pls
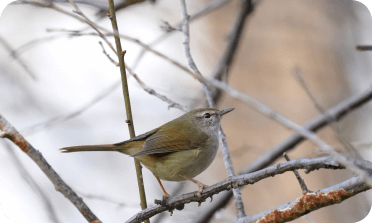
[219,107,235,116]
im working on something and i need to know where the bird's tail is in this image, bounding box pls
[60,144,119,153]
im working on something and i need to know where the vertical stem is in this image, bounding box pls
[107,1,149,222]
[179,0,246,219]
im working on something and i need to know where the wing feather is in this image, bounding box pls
[131,122,208,157]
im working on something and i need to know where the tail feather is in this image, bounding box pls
[60,144,118,153]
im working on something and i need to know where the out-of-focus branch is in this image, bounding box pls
[179,0,245,218]
[131,0,230,70]
[126,157,346,223]
[237,176,370,223]
[0,115,101,223]
[21,81,121,136]
[208,78,372,185]
[0,35,37,80]
[17,1,197,82]
[293,68,362,158]
[107,0,149,222]
[356,45,372,51]
[211,0,254,105]
[49,0,150,13]
[3,142,60,223]
[46,27,196,77]
[194,83,372,223]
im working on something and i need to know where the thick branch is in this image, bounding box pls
[238,176,370,223]
[126,157,347,223]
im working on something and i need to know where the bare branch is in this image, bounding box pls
[3,142,60,223]
[125,66,189,112]
[107,0,149,221]
[283,152,312,193]
[194,83,372,223]
[131,0,230,70]
[0,114,101,223]
[237,176,369,223]
[49,0,149,13]
[179,0,245,218]
[99,41,119,66]
[126,156,348,223]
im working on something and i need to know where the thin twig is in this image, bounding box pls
[125,66,189,112]
[194,83,372,223]
[126,156,351,223]
[283,152,312,193]
[99,41,119,66]
[131,0,230,70]
[67,0,117,53]
[179,0,246,219]
[97,38,188,111]
[0,115,101,223]
[107,0,149,222]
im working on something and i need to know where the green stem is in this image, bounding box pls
[107,1,149,222]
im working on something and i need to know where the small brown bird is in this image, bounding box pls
[60,107,234,198]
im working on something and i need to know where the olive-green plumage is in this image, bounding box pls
[61,107,234,195]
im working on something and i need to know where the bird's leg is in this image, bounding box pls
[156,177,170,199]
[179,175,207,197]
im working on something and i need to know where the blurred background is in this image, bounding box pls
[0,0,372,222]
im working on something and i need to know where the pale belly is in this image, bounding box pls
[140,144,218,181]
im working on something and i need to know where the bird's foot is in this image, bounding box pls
[162,192,170,200]
[196,183,207,197]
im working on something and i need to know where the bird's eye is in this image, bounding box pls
[203,113,211,118]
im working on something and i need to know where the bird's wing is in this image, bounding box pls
[131,126,209,157]
[113,127,160,146]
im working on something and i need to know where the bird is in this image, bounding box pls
[60,107,234,198]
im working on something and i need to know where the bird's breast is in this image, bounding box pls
[139,138,219,181]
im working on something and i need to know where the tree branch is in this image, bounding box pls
[211,0,254,104]
[106,0,149,222]
[126,156,349,223]
[179,0,246,218]
[3,142,60,223]
[0,115,101,223]
[237,176,370,223]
